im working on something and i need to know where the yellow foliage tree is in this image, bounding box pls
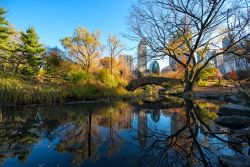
[61,27,102,73]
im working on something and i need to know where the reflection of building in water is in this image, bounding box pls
[170,110,186,135]
[97,109,133,130]
[138,110,148,146]
[118,109,133,129]
[150,110,161,123]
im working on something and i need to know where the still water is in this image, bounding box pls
[0,99,248,167]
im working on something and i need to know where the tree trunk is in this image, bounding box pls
[184,81,193,92]
[111,58,113,75]
[184,67,194,92]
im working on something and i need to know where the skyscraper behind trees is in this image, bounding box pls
[119,54,134,72]
[137,39,147,72]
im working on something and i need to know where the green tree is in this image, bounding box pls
[15,27,45,75]
[0,7,16,71]
[61,27,102,73]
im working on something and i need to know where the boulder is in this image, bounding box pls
[219,155,250,167]
[219,104,250,117]
[230,126,250,142]
[214,116,250,130]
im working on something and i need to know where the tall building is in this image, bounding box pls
[149,61,160,74]
[169,56,178,71]
[138,39,147,72]
[222,35,240,74]
[119,54,134,71]
[217,35,250,74]
[138,110,147,146]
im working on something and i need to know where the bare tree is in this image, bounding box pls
[107,34,124,74]
[128,0,250,92]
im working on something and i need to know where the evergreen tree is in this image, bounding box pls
[16,27,45,75]
[0,7,15,71]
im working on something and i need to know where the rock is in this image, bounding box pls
[214,116,250,130]
[219,155,250,167]
[219,104,250,117]
[230,126,250,142]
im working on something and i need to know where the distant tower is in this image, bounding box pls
[138,39,147,72]
[150,61,160,74]
[222,35,236,73]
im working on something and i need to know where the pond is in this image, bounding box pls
[0,99,248,167]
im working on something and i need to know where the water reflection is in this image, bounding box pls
[0,99,248,167]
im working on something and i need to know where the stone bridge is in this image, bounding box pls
[127,77,182,91]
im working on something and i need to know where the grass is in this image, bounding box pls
[0,75,134,106]
[0,77,66,106]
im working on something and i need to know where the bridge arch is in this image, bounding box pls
[127,77,182,91]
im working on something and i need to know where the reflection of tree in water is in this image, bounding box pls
[0,102,133,166]
[98,103,132,157]
[56,102,133,166]
[0,107,40,164]
[56,111,103,166]
[136,99,248,167]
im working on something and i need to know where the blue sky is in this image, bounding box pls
[1,0,169,68]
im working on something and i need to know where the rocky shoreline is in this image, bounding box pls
[213,104,250,167]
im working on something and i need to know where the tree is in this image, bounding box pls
[61,27,102,73]
[44,47,64,76]
[0,7,16,71]
[128,0,250,92]
[100,57,113,69]
[15,27,45,75]
[107,34,124,74]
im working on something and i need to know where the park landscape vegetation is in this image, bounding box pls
[0,7,134,106]
[1,0,250,107]
[1,1,250,166]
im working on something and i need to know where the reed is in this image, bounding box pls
[0,78,66,106]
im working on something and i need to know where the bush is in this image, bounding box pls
[197,66,219,82]
[227,70,238,80]
[197,80,209,87]
[0,64,132,105]
[65,70,93,83]
[97,69,118,88]
[69,81,105,100]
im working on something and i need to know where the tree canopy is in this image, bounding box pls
[61,27,102,73]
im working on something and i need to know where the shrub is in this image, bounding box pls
[97,69,118,88]
[65,70,93,83]
[68,82,101,99]
[197,66,219,82]
[227,70,238,80]
[197,80,209,87]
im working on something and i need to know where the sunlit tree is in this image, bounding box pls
[15,27,46,75]
[61,27,102,73]
[107,34,124,74]
[0,7,16,71]
[128,0,250,92]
